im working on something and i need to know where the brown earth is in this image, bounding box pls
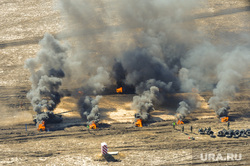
[0,0,250,165]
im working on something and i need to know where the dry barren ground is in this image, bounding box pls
[0,0,250,165]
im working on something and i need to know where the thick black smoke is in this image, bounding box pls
[77,95,102,125]
[57,0,199,93]
[26,0,250,122]
[25,33,68,113]
[58,0,250,119]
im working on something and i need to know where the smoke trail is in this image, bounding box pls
[25,33,68,113]
[78,95,102,124]
[132,86,159,121]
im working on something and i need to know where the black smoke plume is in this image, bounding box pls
[58,0,250,119]
[78,95,102,125]
[25,33,68,113]
[26,0,250,123]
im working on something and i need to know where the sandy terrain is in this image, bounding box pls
[0,0,250,165]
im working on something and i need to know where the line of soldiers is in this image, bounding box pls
[172,121,231,133]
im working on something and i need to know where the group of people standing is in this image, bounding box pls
[172,121,231,133]
[172,122,193,133]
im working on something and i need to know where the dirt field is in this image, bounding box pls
[0,0,250,165]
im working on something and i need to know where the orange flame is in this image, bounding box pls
[89,122,97,129]
[177,120,184,125]
[116,87,123,93]
[78,91,84,95]
[37,121,46,131]
[220,117,229,122]
[135,119,142,127]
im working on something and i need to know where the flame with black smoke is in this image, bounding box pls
[25,0,250,125]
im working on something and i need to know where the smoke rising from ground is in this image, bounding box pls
[26,0,250,121]
[208,45,250,117]
[25,33,68,113]
[78,96,102,124]
[175,101,190,121]
[132,86,159,121]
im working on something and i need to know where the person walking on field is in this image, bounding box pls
[190,126,193,133]
[227,121,230,130]
[182,126,184,133]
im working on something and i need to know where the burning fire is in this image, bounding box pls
[135,119,142,127]
[78,91,84,95]
[220,117,229,122]
[177,120,184,125]
[37,120,46,131]
[116,87,123,93]
[89,121,97,129]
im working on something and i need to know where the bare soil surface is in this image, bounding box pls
[0,0,250,165]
